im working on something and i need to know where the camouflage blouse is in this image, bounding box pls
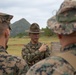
[26,43,76,75]
[0,46,29,75]
[22,42,50,67]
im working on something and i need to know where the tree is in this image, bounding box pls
[41,26,54,36]
[16,32,27,38]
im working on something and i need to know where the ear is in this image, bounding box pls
[58,34,62,39]
[4,29,10,38]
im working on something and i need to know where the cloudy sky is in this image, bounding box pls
[0,0,64,28]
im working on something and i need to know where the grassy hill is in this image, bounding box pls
[10,18,30,37]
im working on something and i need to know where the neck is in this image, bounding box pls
[60,36,76,48]
[31,41,38,44]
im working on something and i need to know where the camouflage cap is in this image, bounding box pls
[27,23,41,33]
[0,12,13,30]
[47,0,76,35]
[47,16,76,35]
[57,0,76,15]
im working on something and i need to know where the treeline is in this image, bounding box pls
[13,26,56,38]
[41,26,55,36]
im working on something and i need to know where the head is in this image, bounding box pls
[0,12,13,48]
[47,0,76,48]
[28,23,40,44]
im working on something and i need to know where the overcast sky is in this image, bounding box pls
[0,0,64,28]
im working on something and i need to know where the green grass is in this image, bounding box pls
[7,36,59,57]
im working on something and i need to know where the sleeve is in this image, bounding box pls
[26,56,74,75]
[44,46,51,57]
[15,57,29,75]
[21,45,41,63]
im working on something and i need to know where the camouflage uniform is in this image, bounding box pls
[26,0,76,75]
[0,46,29,75]
[0,13,29,75]
[26,44,76,75]
[22,42,50,67]
[22,23,50,67]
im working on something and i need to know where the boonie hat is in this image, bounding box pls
[47,0,76,35]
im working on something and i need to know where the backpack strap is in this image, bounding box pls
[56,51,76,70]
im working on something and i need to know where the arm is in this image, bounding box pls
[26,56,74,75]
[15,57,29,75]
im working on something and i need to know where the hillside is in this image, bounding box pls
[10,18,30,37]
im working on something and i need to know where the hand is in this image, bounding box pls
[39,43,47,52]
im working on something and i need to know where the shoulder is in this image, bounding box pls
[22,43,30,50]
[12,56,29,70]
[24,43,29,47]
[2,54,28,65]
[26,56,74,75]
[0,54,29,74]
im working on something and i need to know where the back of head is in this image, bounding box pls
[0,12,13,36]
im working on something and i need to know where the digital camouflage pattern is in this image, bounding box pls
[22,42,50,67]
[0,46,29,75]
[47,15,76,35]
[47,0,76,35]
[26,0,76,75]
[0,12,29,75]
[0,12,13,23]
[26,44,76,75]
[57,0,76,15]
[0,12,13,30]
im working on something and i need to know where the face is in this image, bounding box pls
[29,33,40,44]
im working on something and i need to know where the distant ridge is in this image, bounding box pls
[10,18,30,37]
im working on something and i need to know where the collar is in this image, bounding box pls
[62,43,76,52]
[29,41,38,46]
[0,45,8,54]
[28,41,42,49]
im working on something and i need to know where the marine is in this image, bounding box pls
[22,23,50,67]
[0,12,29,75]
[26,0,76,75]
